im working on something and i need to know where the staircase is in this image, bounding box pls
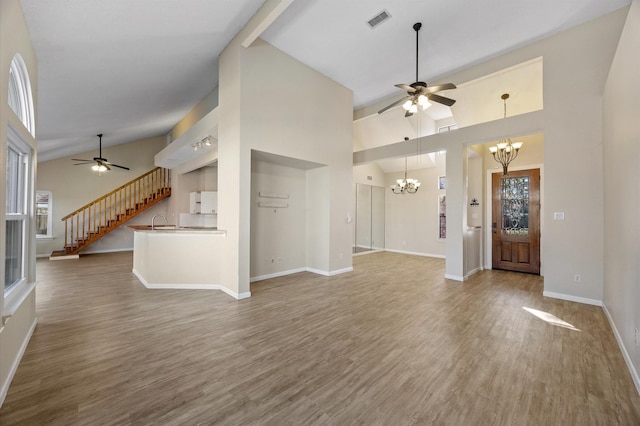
[53,167,171,257]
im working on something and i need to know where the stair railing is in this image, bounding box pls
[60,167,170,253]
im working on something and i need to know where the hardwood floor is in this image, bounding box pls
[1,251,639,425]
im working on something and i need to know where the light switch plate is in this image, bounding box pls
[553,212,565,220]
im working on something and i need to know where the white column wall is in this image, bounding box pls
[219,31,353,295]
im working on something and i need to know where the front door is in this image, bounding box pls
[492,168,540,274]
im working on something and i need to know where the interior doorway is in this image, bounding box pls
[491,168,541,274]
[353,183,385,254]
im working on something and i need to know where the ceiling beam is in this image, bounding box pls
[353,110,544,165]
[241,0,295,48]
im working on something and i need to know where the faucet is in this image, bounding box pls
[151,214,168,230]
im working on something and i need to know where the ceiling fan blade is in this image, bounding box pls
[110,163,130,170]
[394,83,415,92]
[378,96,410,114]
[425,83,457,94]
[73,162,93,166]
[103,159,130,170]
[404,110,414,118]
[71,158,92,162]
[428,93,456,107]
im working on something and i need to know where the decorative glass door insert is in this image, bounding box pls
[501,176,529,236]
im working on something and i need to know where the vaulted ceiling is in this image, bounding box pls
[20,0,631,162]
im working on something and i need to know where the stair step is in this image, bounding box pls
[63,181,171,254]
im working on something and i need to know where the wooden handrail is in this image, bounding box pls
[61,167,166,221]
[59,167,171,255]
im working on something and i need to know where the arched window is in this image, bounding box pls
[7,54,35,136]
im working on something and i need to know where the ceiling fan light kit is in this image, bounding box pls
[378,22,456,117]
[91,163,109,172]
[71,134,130,173]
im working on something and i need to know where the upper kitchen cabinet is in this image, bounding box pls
[189,191,217,214]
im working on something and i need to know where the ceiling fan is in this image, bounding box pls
[72,134,130,171]
[378,22,457,118]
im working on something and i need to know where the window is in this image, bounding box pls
[7,54,35,136]
[5,136,29,292]
[36,191,53,238]
[438,124,458,133]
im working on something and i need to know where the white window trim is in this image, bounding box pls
[4,125,33,314]
[438,124,458,133]
[36,190,53,239]
[8,54,35,136]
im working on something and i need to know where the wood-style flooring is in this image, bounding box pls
[1,251,639,425]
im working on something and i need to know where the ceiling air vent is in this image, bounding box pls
[367,10,391,29]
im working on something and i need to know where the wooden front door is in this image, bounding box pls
[492,168,540,274]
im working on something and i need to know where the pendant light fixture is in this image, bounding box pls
[489,94,523,175]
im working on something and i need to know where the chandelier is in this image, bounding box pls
[489,94,523,175]
[391,138,421,194]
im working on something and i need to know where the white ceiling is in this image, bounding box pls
[21,0,631,162]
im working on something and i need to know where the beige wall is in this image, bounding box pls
[385,155,447,257]
[250,160,307,278]
[355,7,627,300]
[168,87,218,143]
[603,0,640,393]
[36,136,167,256]
[353,162,385,187]
[0,0,38,407]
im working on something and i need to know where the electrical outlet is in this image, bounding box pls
[574,274,582,283]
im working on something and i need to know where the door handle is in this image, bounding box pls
[492,222,497,234]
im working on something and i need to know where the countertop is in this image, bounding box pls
[128,225,224,234]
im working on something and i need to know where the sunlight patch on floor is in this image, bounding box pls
[523,307,581,331]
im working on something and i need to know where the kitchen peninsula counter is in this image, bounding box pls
[130,226,245,299]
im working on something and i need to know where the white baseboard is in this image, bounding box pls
[542,291,603,307]
[132,269,249,300]
[464,266,483,280]
[306,266,354,276]
[602,304,640,396]
[384,248,446,259]
[251,266,353,282]
[251,268,307,282]
[0,317,37,408]
[81,247,133,255]
[235,291,252,300]
[444,274,464,282]
[48,254,79,261]
[48,248,134,260]
[352,249,384,257]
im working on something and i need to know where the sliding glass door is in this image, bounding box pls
[353,183,385,254]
